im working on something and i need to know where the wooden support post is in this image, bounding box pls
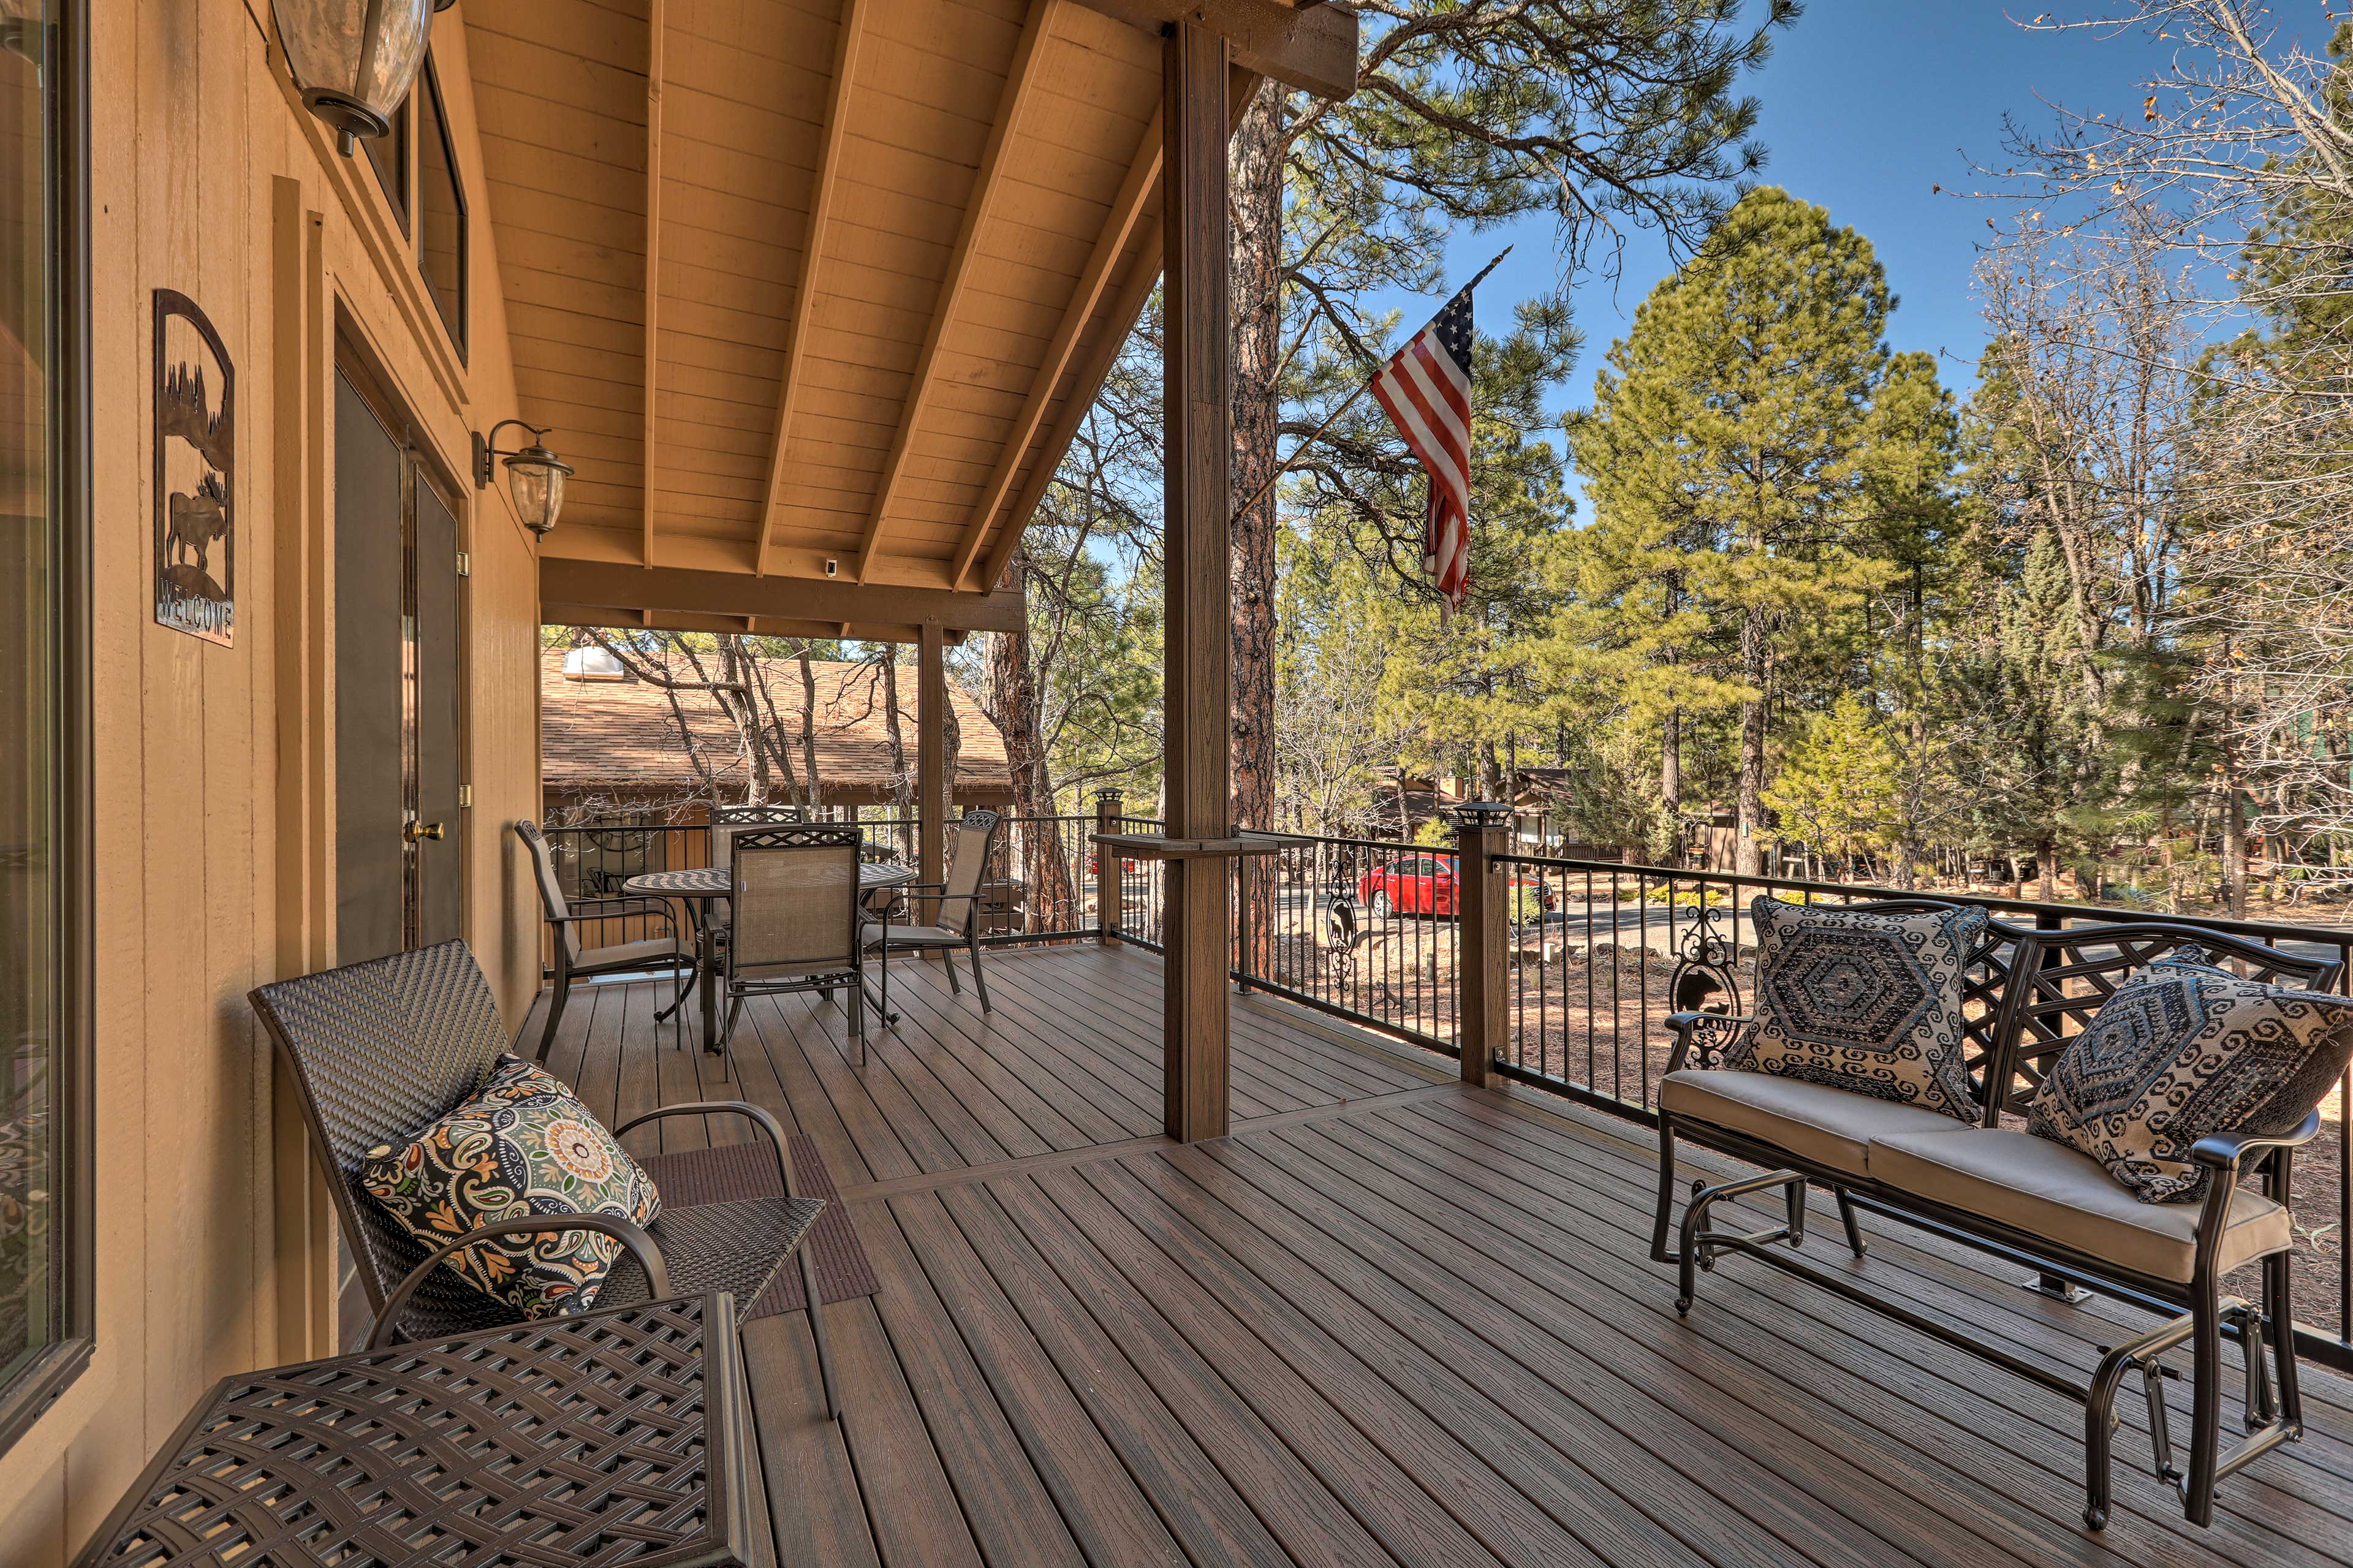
[1094,789,1123,944]
[1162,21,1232,1143]
[1453,802,1512,1088]
[919,619,947,893]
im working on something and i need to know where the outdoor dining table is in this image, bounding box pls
[624,860,917,1050]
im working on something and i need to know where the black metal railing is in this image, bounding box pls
[1229,832,1460,1056]
[1105,815,1167,952]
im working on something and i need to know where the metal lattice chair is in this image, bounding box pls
[724,825,876,1070]
[516,819,695,1062]
[249,939,841,1417]
[864,809,1001,1016]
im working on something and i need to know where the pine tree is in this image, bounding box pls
[1762,693,1900,879]
[1572,188,1954,873]
[1950,528,2103,900]
[1222,2,1796,849]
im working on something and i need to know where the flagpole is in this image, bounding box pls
[1224,246,1512,531]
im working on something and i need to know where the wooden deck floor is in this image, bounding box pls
[528,943,2353,1568]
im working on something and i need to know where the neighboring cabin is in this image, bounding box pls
[539,648,1015,824]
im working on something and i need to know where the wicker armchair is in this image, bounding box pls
[517,819,695,1062]
[249,940,841,1418]
[864,809,1001,1015]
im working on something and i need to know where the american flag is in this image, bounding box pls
[1370,273,1482,611]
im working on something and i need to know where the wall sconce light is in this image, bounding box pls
[474,419,574,537]
[272,0,433,155]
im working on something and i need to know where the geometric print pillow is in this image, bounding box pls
[2026,947,2353,1204]
[359,1053,661,1319]
[1722,897,1988,1123]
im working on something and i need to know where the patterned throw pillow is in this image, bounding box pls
[360,1053,661,1317]
[1724,897,1988,1122]
[2027,947,2353,1204]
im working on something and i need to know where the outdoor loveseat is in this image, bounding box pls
[1653,901,2338,1530]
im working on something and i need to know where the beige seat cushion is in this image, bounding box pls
[1866,1127,2291,1283]
[862,922,962,946]
[577,936,689,971]
[1661,1069,1970,1178]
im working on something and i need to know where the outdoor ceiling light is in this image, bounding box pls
[273,0,433,155]
[474,419,575,537]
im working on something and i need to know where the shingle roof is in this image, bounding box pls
[540,650,1012,798]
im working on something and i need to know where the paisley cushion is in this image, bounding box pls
[359,1053,661,1317]
[1724,897,1987,1122]
[2027,947,2353,1203]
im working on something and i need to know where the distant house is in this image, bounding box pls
[540,648,1015,823]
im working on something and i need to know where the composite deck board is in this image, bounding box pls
[517,945,2353,1568]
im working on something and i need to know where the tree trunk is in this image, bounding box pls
[2221,765,2248,917]
[984,581,1077,931]
[1661,708,1681,858]
[882,658,916,863]
[2038,836,2058,903]
[1737,607,1769,876]
[1229,79,1283,968]
[795,649,822,811]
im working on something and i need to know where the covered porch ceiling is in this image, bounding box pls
[466,0,1354,627]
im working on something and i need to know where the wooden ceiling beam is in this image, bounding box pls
[952,103,1162,589]
[1069,0,1355,99]
[640,0,667,564]
[854,0,1061,584]
[542,605,976,646]
[970,67,1260,595]
[542,556,1028,639]
[754,0,870,577]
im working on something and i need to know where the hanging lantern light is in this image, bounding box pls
[273,0,433,155]
[474,420,575,537]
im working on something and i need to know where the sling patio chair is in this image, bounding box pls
[248,938,841,1418]
[722,825,877,1074]
[696,802,808,945]
[863,809,1001,1018]
[516,819,695,1062]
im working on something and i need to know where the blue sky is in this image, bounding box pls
[1382,1,2189,496]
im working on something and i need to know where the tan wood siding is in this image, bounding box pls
[0,7,547,1558]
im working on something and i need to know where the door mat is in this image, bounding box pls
[639,1135,881,1317]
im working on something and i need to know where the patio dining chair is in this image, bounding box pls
[700,802,808,945]
[248,939,841,1418]
[724,825,875,1073]
[517,819,694,1063]
[863,809,1001,1016]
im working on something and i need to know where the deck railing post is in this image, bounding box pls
[1094,789,1122,944]
[1453,801,1511,1088]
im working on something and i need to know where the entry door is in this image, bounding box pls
[335,363,466,962]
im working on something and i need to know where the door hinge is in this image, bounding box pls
[458,784,473,808]
[455,551,471,577]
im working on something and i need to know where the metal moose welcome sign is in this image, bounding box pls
[153,289,234,645]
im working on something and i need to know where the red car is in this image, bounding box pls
[1354,855,1562,919]
[1358,854,1458,916]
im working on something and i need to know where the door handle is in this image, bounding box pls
[405,820,447,843]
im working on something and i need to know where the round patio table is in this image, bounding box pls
[625,861,917,1050]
